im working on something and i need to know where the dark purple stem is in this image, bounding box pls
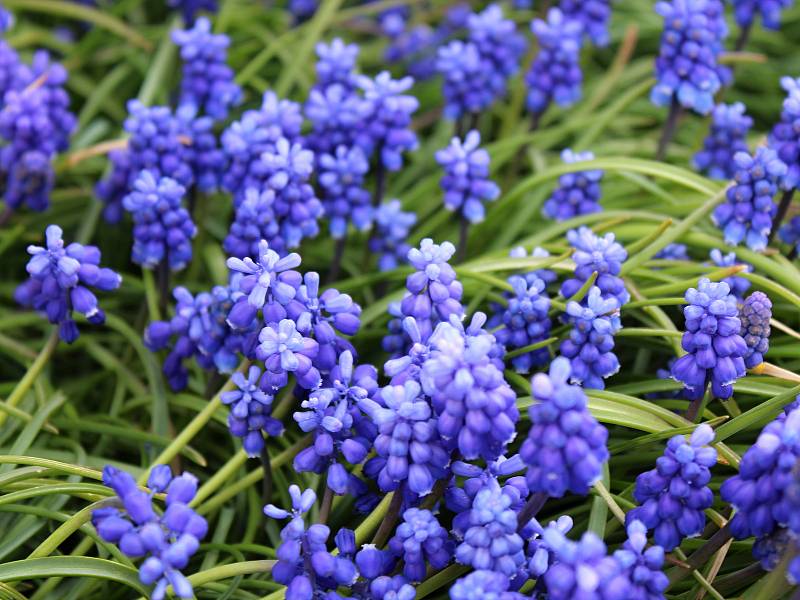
[318,484,334,525]
[327,236,346,284]
[517,492,548,531]
[656,98,682,162]
[261,441,273,507]
[457,216,469,263]
[769,189,795,244]
[372,483,405,548]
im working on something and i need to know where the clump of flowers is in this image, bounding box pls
[435,130,500,224]
[627,424,717,551]
[224,188,280,259]
[562,226,629,306]
[92,465,207,600]
[369,200,417,271]
[559,0,612,46]
[389,508,452,582]
[436,40,494,119]
[732,0,794,32]
[221,365,282,456]
[257,318,321,391]
[670,278,748,400]
[740,291,772,369]
[543,149,604,221]
[318,144,372,239]
[615,520,670,599]
[693,102,752,180]
[520,357,609,497]
[15,225,121,343]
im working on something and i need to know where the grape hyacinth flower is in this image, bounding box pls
[709,249,751,300]
[651,0,728,115]
[559,0,612,46]
[221,365,282,456]
[389,507,452,582]
[769,77,800,191]
[289,271,362,373]
[314,38,359,90]
[561,226,630,306]
[526,9,584,118]
[523,515,574,585]
[304,83,368,155]
[740,291,772,370]
[356,72,419,171]
[123,171,197,271]
[382,316,432,385]
[171,17,241,120]
[450,570,524,600]
[509,245,558,286]
[257,319,321,390]
[488,274,552,373]
[167,0,217,24]
[384,24,440,81]
[671,278,748,400]
[293,351,377,494]
[318,144,372,238]
[614,520,670,599]
[145,285,247,390]
[454,477,526,579]
[92,465,207,600]
[15,225,121,343]
[520,357,609,497]
[360,380,450,496]
[435,130,500,224]
[693,103,753,180]
[543,149,604,221]
[712,148,787,251]
[95,150,133,224]
[224,188,280,259]
[721,405,800,539]
[656,243,690,261]
[466,4,525,106]
[541,526,630,599]
[422,318,518,460]
[627,424,717,551]
[369,200,417,271]
[225,240,302,330]
[264,486,358,598]
[436,40,495,120]
[288,0,317,23]
[560,286,622,389]
[732,0,794,33]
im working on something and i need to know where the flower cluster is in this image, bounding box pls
[712,148,787,251]
[436,40,495,119]
[369,200,417,271]
[709,249,751,299]
[769,76,800,190]
[526,9,584,116]
[559,0,612,46]
[314,38,359,89]
[168,0,217,24]
[614,520,670,599]
[779,216,800,254]
[221,365,282,456]
[123,171,196,271]
[361,380,449,496]
[489,274,552,373]
[543,149,604,221]
[15,225,121,343]
[560,287,622,389]
[450,570,524,600]
[693,103,753,180]
[732,0,794,30]
[651,0,728,115]
[435,130,499,224]
[258,319,321,390]
[671,278,747,400]
[740,291,772,369]
[628,424,717,551]
[389,508,452,582]
[318,144,372,238]
[561,226,630,306]
[224,188,280,259]
[146,284,247,390]
[422,319,518,460]
[171,17,241,119]
[520,357,609,497]
[0,52,75,212]
[93,465,207,600]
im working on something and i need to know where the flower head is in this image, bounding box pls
[740,291,772,369]
[562,226,629,306]
[559,0,612,46]
[318,144,372,238]
[314,38,359,89]
[543,149,604,221]
[257,318,320,390]
[389,508,452,582]
[770,76,800,191]
[694,102,753,180]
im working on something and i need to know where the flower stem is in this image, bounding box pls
[371,484,404,547]
[373,157,386,208]
[668,523,732,585]
[517,491,548,530]
[457,216,469,263]
[260,441,273,507]
[318,485,334,524]
[157,261,170,317]
[769,189,794,244]
[327,236,346,284]
[656,98,682,162]
[734,23,752,52]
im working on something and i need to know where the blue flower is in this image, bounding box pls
[693,103,753,180]
[319,144,372,238]
[15,225,121,343]
[385,24,440,81]
[770,76,800,191]
[721,405,800,539]
[708,249,751,299]
[520,356,609,497]
[627,424,717,551]
[732,0,794,30]
[257,318,320,390]
[264,485,358,599]
[454,477,526,579]
[651,0,729,115]
[95,149,133,224]
[656,243,689,260]
[293,351,377,494]
[145,285,247,391]
[288,0,317,23]
[304,83,369,155]
[523,515,574,581]
[561,226,630,306]
[93,465,207,600]
[559,0,612,46]
[167,0,217,24]
[221,365,283,456]
[123,170,197,271]
[488,274,552,373]
[526,9,584,116]
[172,17,241,119]
[422,319,518,460]
[436,40,495,119]
[356,71,419,171]
[712,148,787,251]
[739,292,772,369]
[369,200,417,271]
[314,38,359,89]
[435,130,500,224]
[543,149,604,221]
[224,188,281,259]
[614,520,669,599]
[360,380,450,496]
[450,570,525,600]
[560,286,622,389]
[509,245,558,286]
[389,508,452,582]
[670,278,747,400]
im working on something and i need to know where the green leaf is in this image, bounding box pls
[0,556,148,595]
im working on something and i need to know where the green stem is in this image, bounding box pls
[0,330,58,429]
